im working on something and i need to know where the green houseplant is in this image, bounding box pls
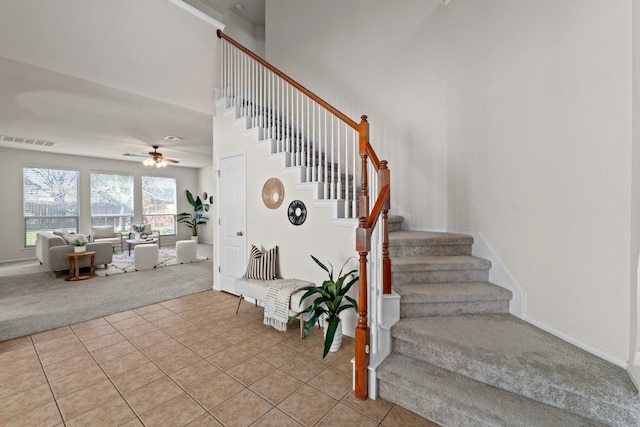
[177,190,213,238]
[72,238,87,253]
[292,255,359,358]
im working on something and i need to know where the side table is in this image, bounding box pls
[64,251,96,281]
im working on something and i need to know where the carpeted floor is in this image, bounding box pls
[97,246,208,276]
[0,244,214,342]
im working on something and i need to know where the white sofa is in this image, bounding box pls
[36,232,113,278]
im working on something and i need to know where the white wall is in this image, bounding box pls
[212,111,359,333]
[0,0,218,114]
[265,0,449,230]
[446,0,633,363]
[0,147,200,263]
[265,0,636,363]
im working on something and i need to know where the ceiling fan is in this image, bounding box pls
[122,145,180,167]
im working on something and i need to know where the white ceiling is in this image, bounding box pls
[0,0,265,169]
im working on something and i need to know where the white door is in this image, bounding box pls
[218,153,246,294]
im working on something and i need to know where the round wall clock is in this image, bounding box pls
[287,200,307,226]
[140,232,148,239]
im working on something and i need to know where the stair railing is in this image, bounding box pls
[216,30,391,400]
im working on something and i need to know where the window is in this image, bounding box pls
[142,176,177,235]
[23,167,79,247]
[90,172,134,233]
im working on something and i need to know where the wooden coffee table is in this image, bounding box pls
[64,251,96,281]
[125,238,158,256]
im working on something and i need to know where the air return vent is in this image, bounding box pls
[1,135,56,147]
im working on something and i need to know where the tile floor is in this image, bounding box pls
[0,289,439,426]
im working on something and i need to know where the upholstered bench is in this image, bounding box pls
[135,243,159,270]
[234,277,314,337]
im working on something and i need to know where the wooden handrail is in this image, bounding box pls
[217,29,359,130]
[218,30,392,401]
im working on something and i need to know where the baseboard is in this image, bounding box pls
[627,362,640,391]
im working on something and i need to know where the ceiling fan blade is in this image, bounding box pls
[122,153,147,158]
[165,158,180,164]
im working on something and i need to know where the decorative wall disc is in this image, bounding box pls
[288,200,307,226]
[262,177,285,209]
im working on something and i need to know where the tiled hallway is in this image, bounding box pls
[0,289,437,426]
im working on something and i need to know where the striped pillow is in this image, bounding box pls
[244,245,279,280]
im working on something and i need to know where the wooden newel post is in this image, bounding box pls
[355,217,370,399]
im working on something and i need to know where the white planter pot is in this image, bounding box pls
[323,320,343,353]
[73,246,86,253]
[191,235,199,243]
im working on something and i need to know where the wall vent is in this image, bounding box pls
[1,135,56,147]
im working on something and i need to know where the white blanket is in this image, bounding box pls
[263,279,312,331]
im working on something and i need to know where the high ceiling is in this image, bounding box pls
[0,0,265,169]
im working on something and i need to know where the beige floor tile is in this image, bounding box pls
[124,376,183,415]
[31,326,73,344]
[256,345,302,368]
[210,388,273,427]
[119,321,159,340]
[205,345,252,371]
[0,352,41,382]
[120,418,144,427]
[308,366,353,400]
[127,328,170,349]
[217,325,258,345]
[82,331,126,352]
[140,307,176,322]
[38,342,88,366]
[0,367,47,400]
[250,369,304,405]
[277,384,337,427]
[340,392,394,423]
[0,336,32,354]
[150,313,184,329]
[74,323,117,342]
[252,408,303,426]
[237,333,279,355]
[99,349,149,378]
[188,373,245,410]
[56,379,120,420]
[186,413,224,426]
[49,365,107,399]
[110,315,149,331]
[134,303,166,315]
[225,356,275,386]
[280,353,327,382]
[139,393,206,427]
[173,327,216,347]
[104,309,138,323]
[1,400,62,427]
[43,352,97,381]
[162,320,201,338]
[110,362,165,394]
[153,346,201,373]
[315,402,379,427]
[65,396,136,427]
[70,317,109,332]
[331,351,355,374]
[188,336,230,358]
[140,337,185,361]
[34,334,80,354]
[0,383,54,423]
[89,340,137,364]
[0,345,38,364]
[381,405,440,427]
[170,358,222,390]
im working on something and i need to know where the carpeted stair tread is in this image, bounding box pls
[392,314,640,425]
[392,255,490,271]
[377,353,605,427]
[389,230,473,247]
[396,282,512,303]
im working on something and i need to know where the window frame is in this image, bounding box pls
[89,170,135,234]
[141,175,177,236]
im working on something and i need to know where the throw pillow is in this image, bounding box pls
[63,233,88,245]
[244,245,279,280]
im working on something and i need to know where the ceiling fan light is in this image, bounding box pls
[143,158,154,166]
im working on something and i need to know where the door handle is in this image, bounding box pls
[236,231,244,236]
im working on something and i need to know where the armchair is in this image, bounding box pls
[89,225,123,252]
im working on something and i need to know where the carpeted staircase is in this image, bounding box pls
[377,224,640,426]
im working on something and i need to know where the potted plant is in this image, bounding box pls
[131,223,146,239]
[72,238,87,253]
[291,255,359,358]
[177,190,213,242]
